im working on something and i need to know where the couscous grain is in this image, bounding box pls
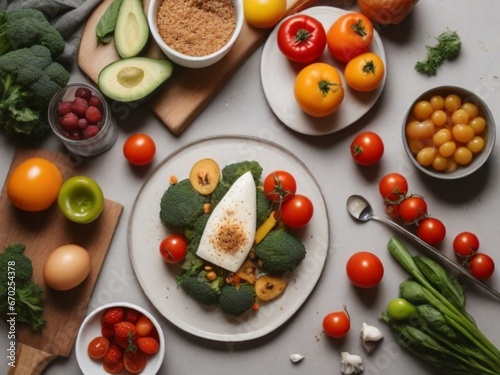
[156,0,237,57]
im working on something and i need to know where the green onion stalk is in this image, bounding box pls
[381,236,500,374]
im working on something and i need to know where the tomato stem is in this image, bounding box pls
[294,29,311,45]
[318,80,341,96]
[351,19,368,37]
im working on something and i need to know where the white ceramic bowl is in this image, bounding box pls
[147,0,244,69]
[75,302,165,375]
[402,85,496,180]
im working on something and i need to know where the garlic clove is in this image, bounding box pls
[290,353,305,363]
[340,352,364,374]
[360,322,384,353]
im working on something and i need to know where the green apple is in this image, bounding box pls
[58,176,104,223]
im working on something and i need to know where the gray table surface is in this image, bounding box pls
[1,1,500,374]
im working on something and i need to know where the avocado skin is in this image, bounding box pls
[114,0,149,58]
[98,57,173,102]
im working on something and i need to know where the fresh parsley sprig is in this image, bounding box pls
[415,30,462,76]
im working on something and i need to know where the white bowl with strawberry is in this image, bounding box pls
[48,82,117,157]
[75,302,165,374]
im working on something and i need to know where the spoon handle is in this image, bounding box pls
[373,215,500,301]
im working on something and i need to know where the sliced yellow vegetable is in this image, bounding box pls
[254,211,277,244]
[255,275,287,301]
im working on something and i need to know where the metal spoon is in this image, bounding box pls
[346,194,500,301]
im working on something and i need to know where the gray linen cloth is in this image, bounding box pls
[0,0,101,67]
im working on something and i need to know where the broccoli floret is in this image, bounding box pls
[159,179,207,228]
[0,243,33,283]
[221,161,263,185]
[0,9,65,57]
[254,229,306,274]
[0,45,70,138]
[218,283,256,317]
[210,180,230,208]
[178,271,223,305]
[184,214,210,254]
[0,243,46,331]
[256,188,272,227]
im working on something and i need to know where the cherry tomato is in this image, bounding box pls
[135,314,154,337]
[87,336,110,359]
[468,253,495,280]
[263,170,297,203]
[386,298,416,321]
[277,14,327,64]
[399,196,428,224]
[280,194,314,229]
[322,308,350,338]
[350,131,384,166]
[327,12,374,63]
[294,62,344,117]
[417,217,446,246]
[6,157,63,212]
[159,234,188,264]
[123,133,156,166]
[346,251,384,288]
[243,0,286,29]
[344,52,385,92]
[453,231,480,258]
[123,350,147,374]
[379,173,408,204]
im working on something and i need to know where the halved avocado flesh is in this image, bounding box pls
[98,57,173,102]
[114,0,149,58]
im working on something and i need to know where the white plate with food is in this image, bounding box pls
[128,135,329,341]
[260,6,387,136]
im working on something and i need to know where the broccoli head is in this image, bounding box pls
[15,281,46,331]
[218,283,256,317]
[256,188,272,227]
[0,243,33,283]
[221,161,263,185]
[178,271,223,306]
[0,8,65,57]
[160,179,207,228]
[254,229,306,274]
[0,45,70,138]
[184,214,210,254]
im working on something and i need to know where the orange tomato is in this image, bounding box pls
[294,62,344,117]
[135,315,154,337]
[123,350,147,374]
[344,52,385,92]
[6,157,63,212]
[327,12,374,63]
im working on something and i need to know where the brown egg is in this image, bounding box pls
[43,244,91,291]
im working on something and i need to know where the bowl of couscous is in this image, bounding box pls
[402,85,495,180]
[147,0,244,69]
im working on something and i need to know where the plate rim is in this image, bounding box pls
[127,135,330,342]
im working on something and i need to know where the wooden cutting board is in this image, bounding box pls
[0,149,123,375]
[78,0,319,135]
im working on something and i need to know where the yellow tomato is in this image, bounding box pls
[294,62,344,117]
[344,52,385,92]
[243,0,286,29]
[6,157,63,212]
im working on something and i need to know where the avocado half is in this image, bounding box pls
[114,0,149,58]
[98,57,173,102]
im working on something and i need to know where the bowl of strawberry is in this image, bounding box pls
[48,82,117,157]
[75,302,165,374]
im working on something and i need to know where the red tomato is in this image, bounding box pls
[417,218,446,246]
[327,12,374,63]
[280,194,314,229]
[350,131,384,166]
[322,309,351,338]
[468,253,495,280]
[135,315,154,337]
[277,14,327,64]
[159,234,188,264]
[453,232,480,258]
[123,133,156,166]
[263,170,297,203]
[123,350,147,374]
[87,336,110,359]
[379,173,408,204]
[399,196,427,224]
[346,251,384,288]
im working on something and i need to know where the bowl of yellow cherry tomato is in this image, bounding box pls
[402,85,495,179]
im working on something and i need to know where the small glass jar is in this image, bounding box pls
[48,82,117,157]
